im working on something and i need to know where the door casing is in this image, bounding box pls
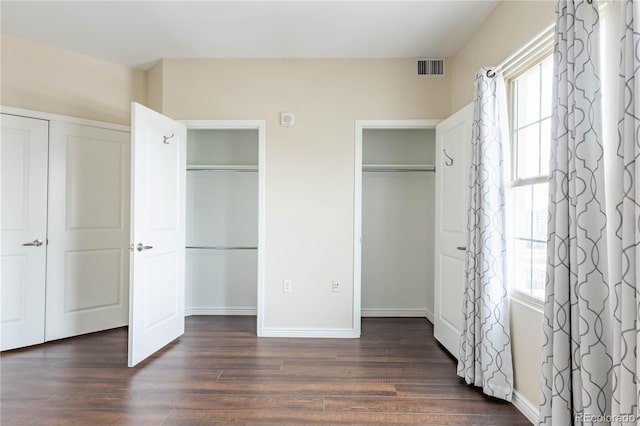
[353,119,441,337]
[180,120,267,337]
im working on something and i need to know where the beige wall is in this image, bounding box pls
[146,60,163,114]
[449,0,555,113]
[1,35,146,125]
[160,58,450,329]
[449,0,555,409]
[510,299,544,406]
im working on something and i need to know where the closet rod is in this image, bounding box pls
[362,164,436,172]
[186,246,258,250]
[187,169,258,172]
[187,165,258,172]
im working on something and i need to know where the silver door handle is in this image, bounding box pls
[456,246,466,251]
[22,239,43,247]
[136,243,153,252]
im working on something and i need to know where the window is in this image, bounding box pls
[509,55,553,300]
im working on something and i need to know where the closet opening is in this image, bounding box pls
[354,120,440,336]
[182,121,266,335]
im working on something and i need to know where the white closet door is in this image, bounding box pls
[0,114,48,351]
[129,102,186,367]
[434,104,473,357]
[46,122,130,341]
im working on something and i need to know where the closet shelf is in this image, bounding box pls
[362,164,436,172]
[187,165,258,172]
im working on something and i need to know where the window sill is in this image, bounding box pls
[510,290,544,313]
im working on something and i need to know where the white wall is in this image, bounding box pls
[186,250,257,314]
[186,129,258,166]
[361,129,435,319]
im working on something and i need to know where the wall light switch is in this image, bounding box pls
[283,279,293,293]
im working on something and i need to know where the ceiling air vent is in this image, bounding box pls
[417,59,445,76]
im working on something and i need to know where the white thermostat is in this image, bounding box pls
[280,112,295,127]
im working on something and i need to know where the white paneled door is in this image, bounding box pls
[434,104,473,357]
[128,103,186,367]
[0,114,49,351]
[46,122,131,340]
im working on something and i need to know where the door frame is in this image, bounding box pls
[180,120,267,336]
[353,119,440,337]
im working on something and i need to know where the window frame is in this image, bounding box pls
[505,53,554,308]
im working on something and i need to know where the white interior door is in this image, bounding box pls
[434,104,473,357]
[129,102,186,367]
[46,122,131,341]
[0,114,48,351]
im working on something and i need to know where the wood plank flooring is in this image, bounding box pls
[1,317,530,425]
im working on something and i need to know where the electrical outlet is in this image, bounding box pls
[283,279,293,293]
[332,281,341,292]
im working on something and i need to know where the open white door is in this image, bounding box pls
[128,103,186,367]
[1,114,48,351]
[434,104,473,358]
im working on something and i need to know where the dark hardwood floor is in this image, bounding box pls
[1,317,530,425]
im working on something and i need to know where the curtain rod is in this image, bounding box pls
[486,23,555,78]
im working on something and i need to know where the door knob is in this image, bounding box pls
[456,246,466,251]
[136,243,153,252]
[22,239,43,247]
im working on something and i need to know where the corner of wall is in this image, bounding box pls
[1,34,147,125]
[512,390,539,424]
[145,60,164,113]
[448,0,555,114]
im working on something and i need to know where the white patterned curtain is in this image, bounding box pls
[611,0,640,423]
[457,68,513,402]
[538,1,612,425]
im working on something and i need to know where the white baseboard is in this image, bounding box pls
[259,327,358,338]
[425,308,434,323]
[361,308,429,317]
[512,389,538,424]
[185,307,256,316]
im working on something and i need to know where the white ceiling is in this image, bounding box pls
[1,1,498,70]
